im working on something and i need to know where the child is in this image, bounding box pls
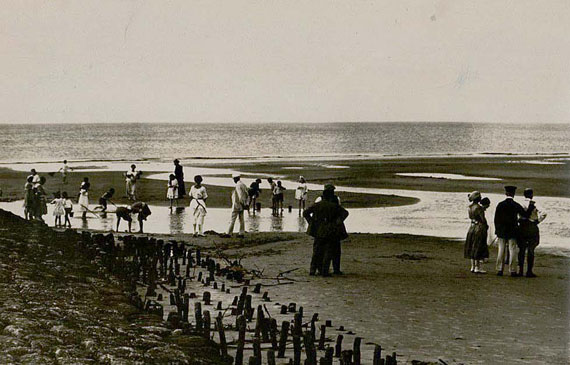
[62,192,73,228]
[77,177,90,220]
[115,202,152,233]
[51,191,65,227]
[268,178,277,215]
[273,180,286,215]
[98,188,115,212]
[295,176,308,215]
[248,178,262,214]
[167,174,179,209]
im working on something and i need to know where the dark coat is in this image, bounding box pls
[174,164,186,197]
[494,197,531,239]
[303,200,349,240]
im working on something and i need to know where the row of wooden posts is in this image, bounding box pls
[78,231,398,365]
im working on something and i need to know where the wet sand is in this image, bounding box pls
[142,231,569,364]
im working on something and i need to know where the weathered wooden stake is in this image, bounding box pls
[353,337,362,365]
[269,318,278,350]
[277,320,290,358]
[203,310,211,339]
[195,302,203,331]
[267,349,276,365]
[335,334,343,358]
[253,338,262,365]
[318,325,326,350]
[372,345,382,365]
[216,316,228,358]
[253,283,261,293]
[293,335,301,365]
[235,315,247,365]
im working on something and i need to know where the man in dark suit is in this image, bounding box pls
[303,184,349,276]
[494,185,534,277]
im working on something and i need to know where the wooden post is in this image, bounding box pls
[235,315,247,365]
[340,350,353,365]
[280,305,288,314]
[303,331,317,365]
[195,302,203,331]
[267,349,276,365]
[248,357,257,365]
[203,310,211,339]
[253,283,261,294]
[253,337,262,365]
[255,305,264,339]
[335,334,343,358]
[216,301,223,310]
[293,312,303,336]
[216,316,228,358]
[353,337,362,365]
[182,294,190,322]
[277,320,290,358]
[270,318,278,350]
[203,291,211,305]
[288,302,297,313]
[293,335,301,365]
[318,325,326,350]
[372,345,382,365]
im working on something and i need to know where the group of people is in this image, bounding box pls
[464,185,547,277]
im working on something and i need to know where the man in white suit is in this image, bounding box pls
[225,173,249,237]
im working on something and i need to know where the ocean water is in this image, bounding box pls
[0,122,569,163]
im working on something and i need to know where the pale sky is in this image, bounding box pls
[1,1,569,124]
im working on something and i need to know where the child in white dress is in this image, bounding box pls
[295,176,308,215]
[51,191,65,227]
[167,174,179,209]
[189,175,208,236]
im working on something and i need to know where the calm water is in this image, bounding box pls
[1,122,569,163]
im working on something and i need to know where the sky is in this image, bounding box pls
[1,1,569,124]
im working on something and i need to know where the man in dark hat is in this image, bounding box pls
[517,188,547,277]
[494,185,534,277]
[303,183,349,276]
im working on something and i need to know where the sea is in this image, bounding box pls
[1,122,569,255]
[1,122,569,163]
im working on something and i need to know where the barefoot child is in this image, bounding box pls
[51,191,65,227]
[167,174,179,209]
[98,188,115,212]
[274,180,286,214]
[62,192,73,228]
[115,202,152,233]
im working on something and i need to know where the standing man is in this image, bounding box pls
[58,160,73,184]
[517,188,547,277]
[125,164,142,201]
[225,173,249,238]
[494,185,533,277]
[173,159,186,198]
[303,184,349,276]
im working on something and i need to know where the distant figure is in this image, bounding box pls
[167,174,179,209]
[125,164,142,200]
[23,176,35,220]
[51,191,65,227]
[517,188,547,277]
[225,173,249,237]
[98,188,115,213]
[268,178,277,215]
[34,176,48,222]
[494,185,533,277]
[273,181,286,215]
[173,159,186,198]
[58,160,73,184]
[248,178,262,214]
[295,176,308,215]
[464,191,489,274]
[189,175,208,236]
[77,177,90,220]
[303,184,349,276]
[62,191,73,228]
[115,202,152,233]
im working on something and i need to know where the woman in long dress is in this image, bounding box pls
[167,174,179,209]
[174,159,186,198]
[189,175,207,236]
[23,176,35,220]
[77,177,90,220]
[464,191,489,273]
[34,176,48,222]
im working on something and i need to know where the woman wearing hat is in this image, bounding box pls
[464,191,489,273]
[173,159,186,198]
[295,176,309,215]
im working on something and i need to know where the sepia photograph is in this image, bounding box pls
[1,1,568,364]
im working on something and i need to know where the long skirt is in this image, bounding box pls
[464,222,489,260]
[190,200,206,225]
[78,193,89,212]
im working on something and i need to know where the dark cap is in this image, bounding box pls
[324,183,336,191]
[173,159,180,164]
[504,185,517,194]
[524,188,533,198]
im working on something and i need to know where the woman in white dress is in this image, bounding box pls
[167,174,179,209]
[189,175,208,236]
[77,177,90,220]
[295,176,308,215]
